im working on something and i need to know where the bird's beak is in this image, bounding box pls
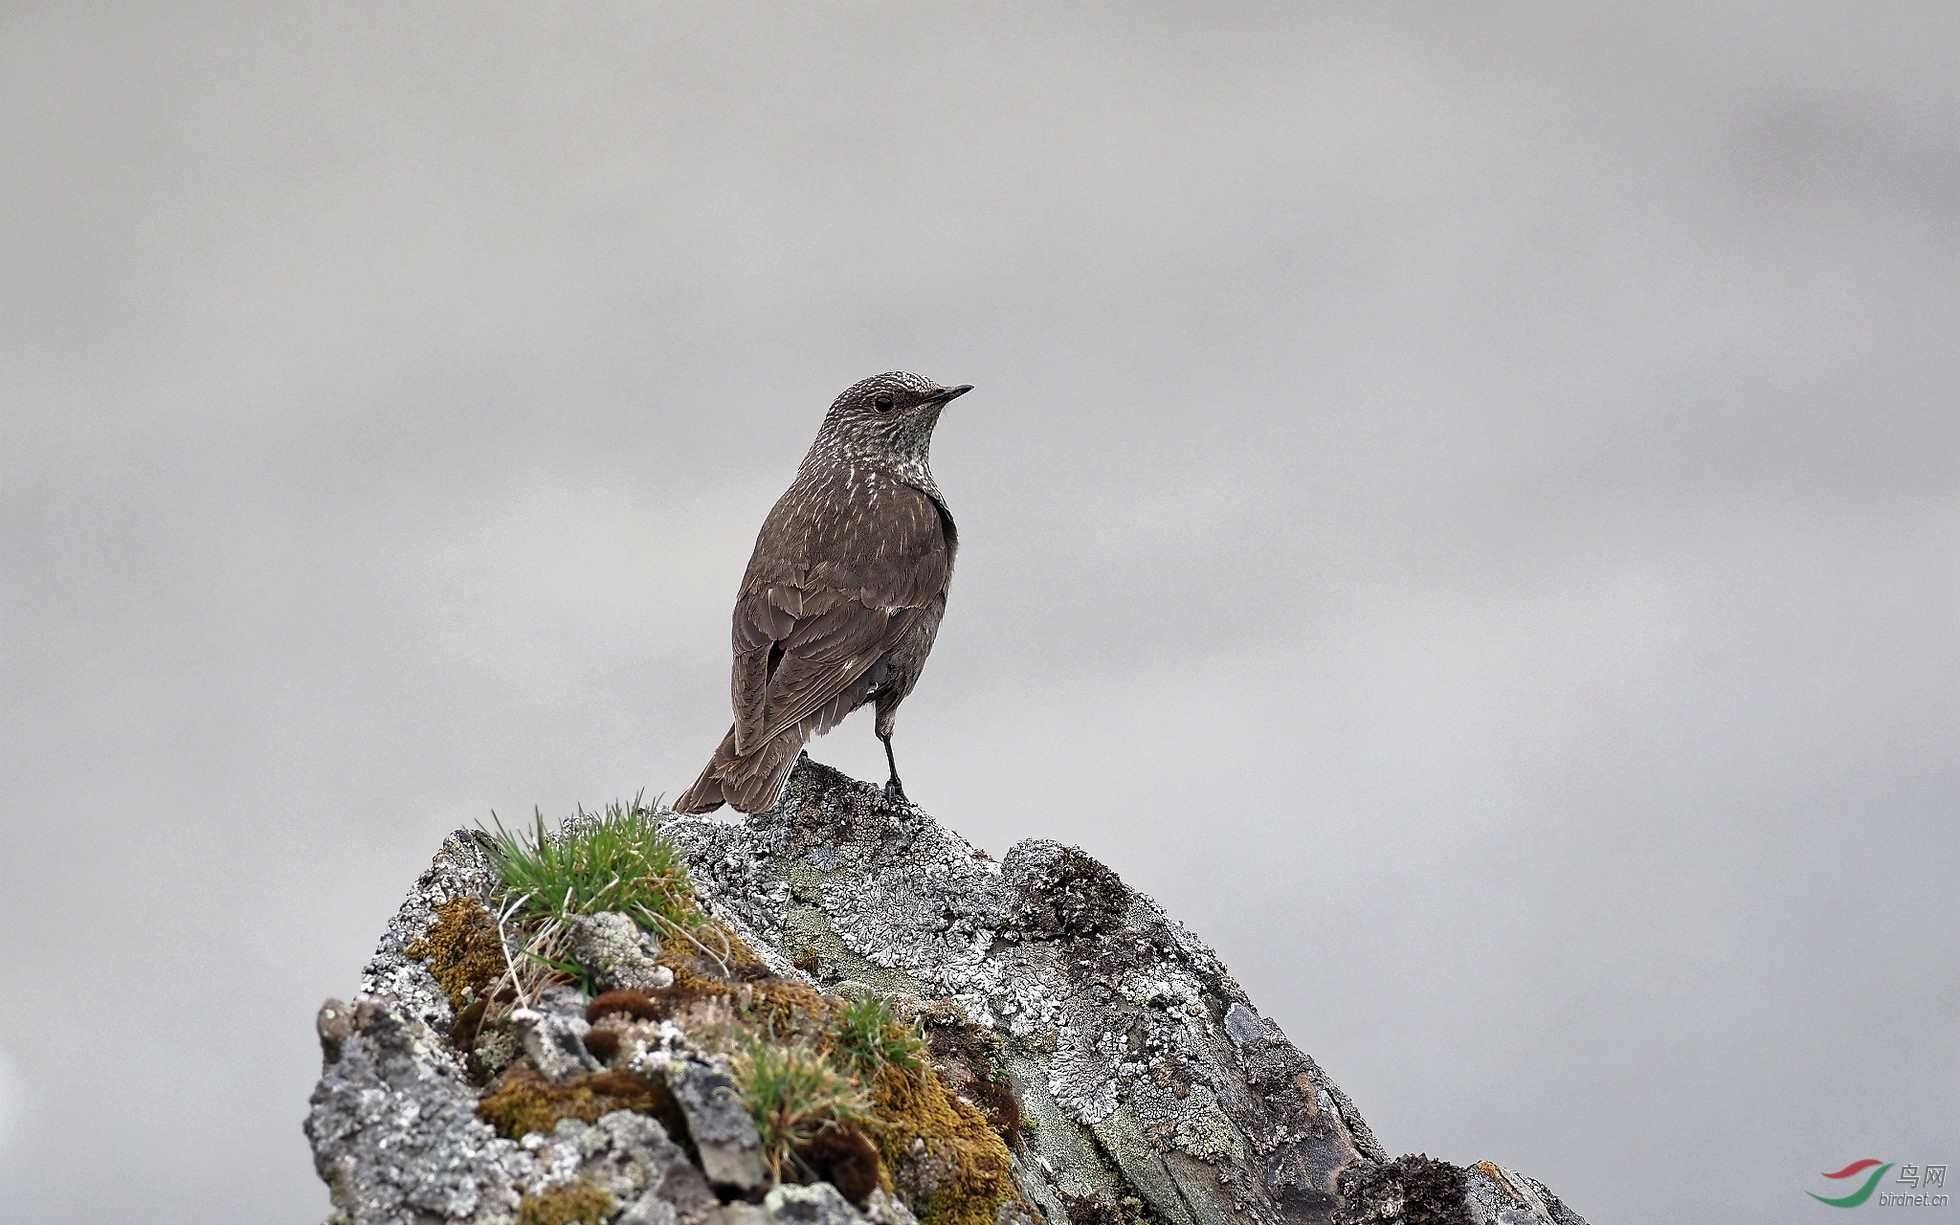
[924,384,974,405]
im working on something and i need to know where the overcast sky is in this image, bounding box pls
[2,4,1956,1222]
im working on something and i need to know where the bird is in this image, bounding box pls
[672,371,973,815]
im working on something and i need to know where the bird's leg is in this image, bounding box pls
[879,731,907,804]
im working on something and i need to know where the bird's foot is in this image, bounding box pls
[883,777,909,805]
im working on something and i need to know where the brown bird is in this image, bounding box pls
[673,371,973,814]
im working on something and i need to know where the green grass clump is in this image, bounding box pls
[832,994,925,1074]
[732,1035,873,1181]
[485,794,704,936]
[479,794,726,1004]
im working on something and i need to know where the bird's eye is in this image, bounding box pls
[873,393,895,412]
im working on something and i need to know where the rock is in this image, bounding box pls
[666,761,1388,1225]
[575,1111,690,1202]
[512,1006,605,1082]
[568,911,676,993]
[619,1193,680,1225]
[306,990,733,1225]
[763,1183,864,1225]
[619,1161,720,1225]
[861,1190,918,1225]
[664,758,1587,1225]
[1462,1162,1588,1225]
[537,983,591,1016]
[306,756,1589,1225]
[663,1056,768,1193]
[1331,1154,1588,1225]
[305,997,534,1225]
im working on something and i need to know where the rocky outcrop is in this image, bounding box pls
[306,758,1587,1225]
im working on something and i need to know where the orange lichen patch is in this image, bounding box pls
[515,1177,615,1225]
[476,1063,682,1142]
[866,1063,1020,1225]
[407,897,506,1013]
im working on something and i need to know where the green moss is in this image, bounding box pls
[868,1063,1021,1225]
[660,920,779,992]
[751,977,833,1036]
[406,896,506,1012]
[476,1063,680,1141]
[516,1178,615,1225]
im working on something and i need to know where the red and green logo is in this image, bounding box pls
[1809,1160,1894,1207]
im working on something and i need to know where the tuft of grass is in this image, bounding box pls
[832,994,925,1074]
[479,794,725,1007]
[484,794,703,936]
[731,1035,873,1182]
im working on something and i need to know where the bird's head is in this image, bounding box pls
[817,371,973,471]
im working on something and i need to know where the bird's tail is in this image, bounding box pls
[672,725,805,815]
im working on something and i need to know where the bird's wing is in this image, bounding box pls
[729,478,951,754]
[731,586,921,752]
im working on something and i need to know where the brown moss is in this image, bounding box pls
[476,1063,685,1142]
[586,1068,652,1097]
[587,989,663,1023]
[581,1028,621,1062]
[795,1125,882,1206]
[515,1177,615,1225]
[867,1063,1020,1225]
[660,954,721,991]
[958,1075,1020,1151]
[720,925,777,979]
[407,897,506,1013]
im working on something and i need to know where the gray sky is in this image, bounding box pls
[2,3,1955,1222]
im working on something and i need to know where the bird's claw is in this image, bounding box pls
[883,778,908,805]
